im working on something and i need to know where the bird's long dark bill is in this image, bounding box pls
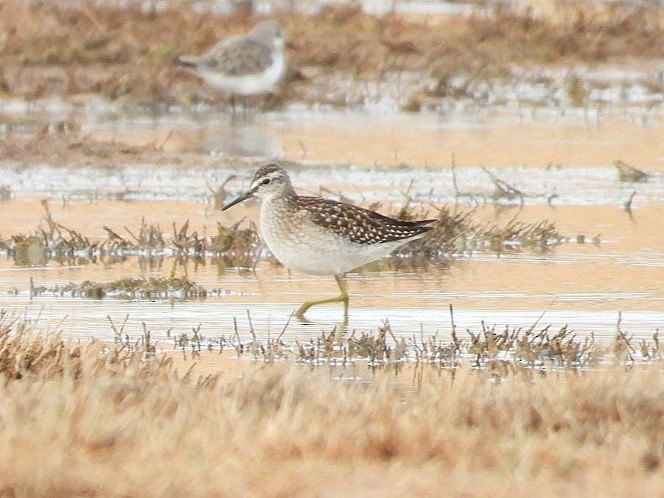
[221,191,253,211]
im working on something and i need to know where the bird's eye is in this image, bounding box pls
[261,178,271,185]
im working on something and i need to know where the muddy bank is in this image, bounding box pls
[0,128,238,167]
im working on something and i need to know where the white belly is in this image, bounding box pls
[201,53,285,96]
[259,203,408,276]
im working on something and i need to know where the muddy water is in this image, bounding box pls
[0,108,662,345]
[83,108,664,170]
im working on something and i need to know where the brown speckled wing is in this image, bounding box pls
[295,197,435,245]
[206,39,273,76]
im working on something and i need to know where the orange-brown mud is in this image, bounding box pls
[0,129,241,167]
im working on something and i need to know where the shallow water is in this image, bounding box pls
[66,107,664,170]
[0,106,662,345]
[0,199,661,344]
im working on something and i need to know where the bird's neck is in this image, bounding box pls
[261,185,297,209]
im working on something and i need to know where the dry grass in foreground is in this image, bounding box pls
[0,315,663,496]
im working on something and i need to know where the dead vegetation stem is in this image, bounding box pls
[0,202,564,269]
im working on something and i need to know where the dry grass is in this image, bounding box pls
[0,313,663,496]
[0,0,661,107]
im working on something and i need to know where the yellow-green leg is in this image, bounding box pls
[295,275,349,322]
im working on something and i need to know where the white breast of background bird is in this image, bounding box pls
[196,31,285,95]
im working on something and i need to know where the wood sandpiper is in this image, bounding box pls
[178,20,286,99]
[222,163,436,322]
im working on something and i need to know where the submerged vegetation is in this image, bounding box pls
[159,306,660,370]
[0,209,263,268]
[31,276,214,300]
[0,201,567,270]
